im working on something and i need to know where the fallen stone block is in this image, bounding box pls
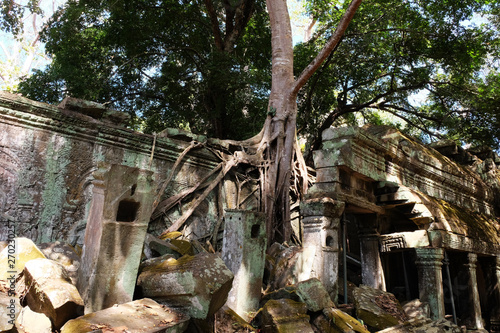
[402,299,430,320]
[137,252,234,319]
[353,285,408,331]
[0,237,46,280]
[260,299,314,333]
[38,241,81,285]
[139,253,177,272]
[60,298,190,333]
[143,233,183,259]
[295,278,335,312]
[262,278,334,313]
[0,291,21,332]
[15,306,52,333]
[214,306,257,333]
[269,246,304,290]
[412,318,462,333]
[376,317,461,333]
[314,308,370,333]
[23,258,84,329]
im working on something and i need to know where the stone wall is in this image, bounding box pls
[0,92,258,245]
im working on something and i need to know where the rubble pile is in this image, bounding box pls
[0,237,464,333]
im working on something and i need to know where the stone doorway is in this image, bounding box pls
[382,250,419,304]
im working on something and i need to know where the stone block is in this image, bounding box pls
[60,298,190,333]
[137,252,234,319]
[58,96,106,119]
[39,241,81,285]
[0,237,46,280]
[313,308,370,333]
[353,285,408,331]
[300,198,345,218]
[23,258,84,329]
[295,278,335,312]
[0,292,20,332]
[15,306,52,333]
[402,299,430,320]
[260,299,314,333]
[222,210,267,321]
[78,164,155,313]
[376,318,462,333]
[262,278,334,313]
[214,306,257,333]
[269,246,304,290]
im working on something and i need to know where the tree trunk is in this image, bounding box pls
[263,0,363,244]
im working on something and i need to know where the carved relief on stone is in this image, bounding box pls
[380,235,407,252]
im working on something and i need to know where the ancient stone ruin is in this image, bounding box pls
[0,91,499,332]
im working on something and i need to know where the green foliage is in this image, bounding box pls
[18,0,271,139]
[16,0,500,151]
[295,0,500,151]
[0,0,42,35]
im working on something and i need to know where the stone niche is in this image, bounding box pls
[222,210,267,321]
[78,163,154,313]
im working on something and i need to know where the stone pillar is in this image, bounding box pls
[466,253,485,330]
[415,248,445,320]
[490,256,500,333]
[78,163,154,313]
[358,217,386,291]
[221,210,266,321]
[299,198,345,301]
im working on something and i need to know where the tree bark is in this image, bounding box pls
[263,0,362,244]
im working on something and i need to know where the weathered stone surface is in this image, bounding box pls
[60,298,190,333]
[260,299,314,333]
[0,238,46,280]
[402,299,430,320]
[38,241,80,285]
[0,92,237,248]
[137,252,234,319]
[313,308,370,333]
[0,292,20,332]
[352,285,408,331]
[15,306,52,333]
[214,306,258,333]
[143,234,182,259]
[222,210,267,321]
[58,96,106,119]
[263,278,334,313]
[295,278,335,312]
[78,164,155,313]
[377,318,462,333]
[23,258,84,329]
[269,246,304,290]
[300,199,343,301]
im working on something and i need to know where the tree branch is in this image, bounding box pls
[204,0,225,51]
[291,0,363,97]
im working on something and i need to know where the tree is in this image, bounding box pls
[293,0,500,154]
[18,0,272,139]
[0,0,64,91]
[17,0,500,244]
[252,0,361,242]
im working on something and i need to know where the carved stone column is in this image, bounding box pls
[222,210,266,321]
[490,256,500,333]
[466,253,485,330]
[300,198,345,301]
[78,163,155,313]
[358,217,386,291]
[415,248,445,320]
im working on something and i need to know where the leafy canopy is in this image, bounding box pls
[16,0,500,150]
[294,0,500,151]
[18,0,272,139]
